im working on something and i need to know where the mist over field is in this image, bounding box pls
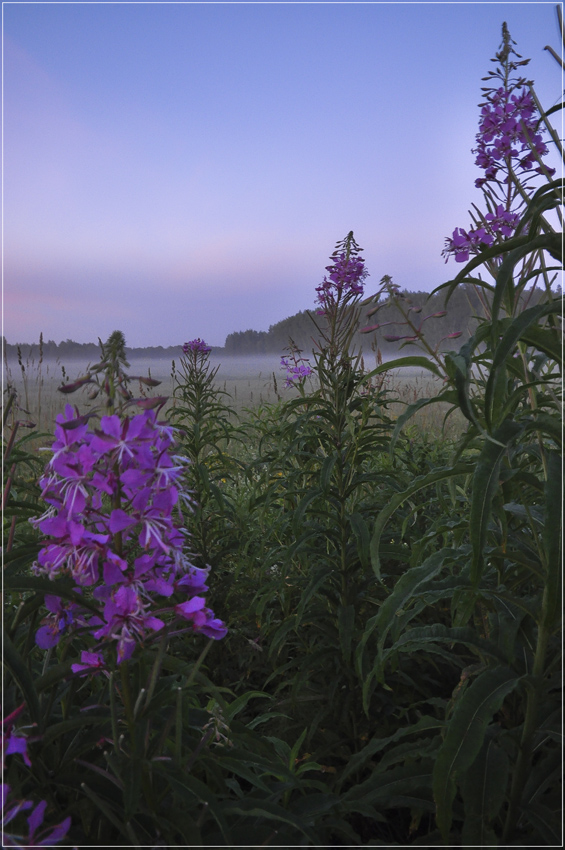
[4,346,444,437]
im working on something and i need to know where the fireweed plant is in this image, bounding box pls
[170,337,241,567]
[280,345,314,391]
[351,21,562,847]
[223,232,406,752]
[442,22,557,270]
[30,331,227,663]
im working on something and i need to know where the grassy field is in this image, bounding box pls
[4,350,464,439]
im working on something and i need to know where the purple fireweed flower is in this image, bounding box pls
[280,356,313,388]
[2,706,32,770]
[93,585,165,663]
[31,404,226,664]
[183,338,212,354]
[90,414,154,467]
[198,614,229,640]
[175,597,228,639]
[315,251,368,313]
[442,30,555,266]
[484,204,521,237]
[35,594,86,650]
[175,595,206,619]
[1,789,72,848]
[175,566,210,594]
[443,227,494,263]
[71,650,106,676]
[2,783,33,823]
[473,87,554,187]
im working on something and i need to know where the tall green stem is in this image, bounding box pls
[501,592,551,842]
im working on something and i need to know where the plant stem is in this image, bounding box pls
[501,604,550,842]
[121,661,136,741]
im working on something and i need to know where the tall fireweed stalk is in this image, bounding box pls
[171,337,238,566]
[353,20,562,848]
[29,331,227,667]
[442,22,556,269]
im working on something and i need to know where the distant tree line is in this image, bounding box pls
[223,284,523,356]
[1,336,218,361]
[3,284,548,362]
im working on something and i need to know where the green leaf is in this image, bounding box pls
[485,301,562,427]
[370,464,473,579]
[388,624,507,665]
[460,817,499,847]
[349,511,370,568]
[289,727,308,766]
[343,761,435,807]
[2,632,43,731]
[390,392,458,452]
[543,451,562,628]
[521,802,563,846]
[222,797,315,841]
[200,753,273,794]
[268,615,297,659]
[460,729,510,841]
[374,549,454,655]
[363,355,443,379]
[433,666,520,841]
[80,782,130,839]
[518,323,563,363]
[223,690,271,722]
[338,716,444,789]
[156,768,231,844]
[469,419,524,585]
[3,575,101,613]
[295,567,333,624]
[320,453,338,491]
[444,342,485,432]
[123,757,143,821]
[34,660,75,692]
[522,749,562,809]
[42,715,110,746]
[337,603,355,664]
[491,234,562,335]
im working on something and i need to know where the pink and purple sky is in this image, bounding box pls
[2,1,562,347]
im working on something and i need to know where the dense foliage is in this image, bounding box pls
[2,22,562,848]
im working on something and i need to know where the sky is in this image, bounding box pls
[2,1,562,348]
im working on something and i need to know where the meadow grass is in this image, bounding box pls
[4,351,465,440]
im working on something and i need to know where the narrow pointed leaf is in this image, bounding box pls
[433,667,519,841]
[485,301,562,424]
[374,549,454,654]
[370,465,473,579]
[338,716,444,788]
[338,603,355,664]
[491,233,562,334]
[3,632,42,731]
[469,419,524,584]
[543,451,562,628]
[363,355,443,378]
[460,730,510,825]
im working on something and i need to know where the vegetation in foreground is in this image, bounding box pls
[3,21,562,847]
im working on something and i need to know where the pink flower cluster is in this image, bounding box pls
[182,338,212,354]
[315,251,368,314]
[280,356,313,388]
[442,67,554,265]
[31,404,226,664]
[474,88,554,188]
[443,205,521,262]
